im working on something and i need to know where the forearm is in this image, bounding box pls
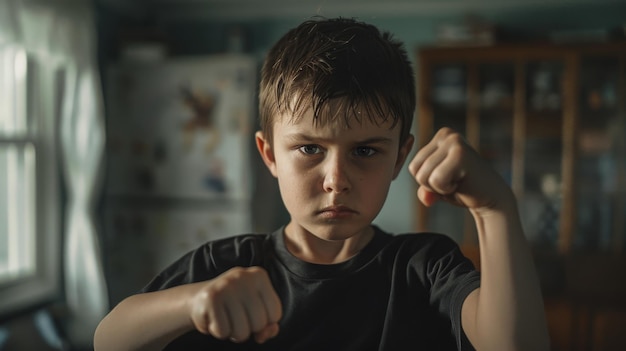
[94,284,199,351]
[466,202,550,351]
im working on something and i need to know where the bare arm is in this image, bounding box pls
[461,199,550,351]
[94,284,199,351]
[409,128,550,351]
[93,266,282,351]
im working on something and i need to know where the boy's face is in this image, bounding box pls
[256,108,414,242]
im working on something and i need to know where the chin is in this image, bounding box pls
[308,221,371,241]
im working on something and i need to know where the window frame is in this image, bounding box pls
[0,45,62,320]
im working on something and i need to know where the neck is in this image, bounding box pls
[283,224,374,264]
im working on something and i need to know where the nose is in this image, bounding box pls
[322,154,351,194]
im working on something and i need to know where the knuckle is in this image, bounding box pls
[248,265,268,278]
[250,317,267,333]
[415,170,429,186]
[444,130,464,145]
[448,142,465,160]
[209,321,230,339]
[231,329,250,342]
[228,266,247,278]
[231,266,266,282]
[436,126,450,135]
[248,266,271,286]
[247,265,263,273]
[448,144,468,165]
[429,170,449,192]
[429,176,443,190]
[205,284,226,302]
[436,126,455,138]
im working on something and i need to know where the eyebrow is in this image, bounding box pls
[283,133,393,145]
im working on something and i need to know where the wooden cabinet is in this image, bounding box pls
[415,42,626,351]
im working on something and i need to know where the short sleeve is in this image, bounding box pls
[422,235,481,350]
[140,234,269,293]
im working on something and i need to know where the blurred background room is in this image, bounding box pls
[1,0,626,350]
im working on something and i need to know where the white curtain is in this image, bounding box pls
[61,62,108,347]
[0,0,108,347]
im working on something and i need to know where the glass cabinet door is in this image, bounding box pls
[474,63,515,244]
[425,63,468,242]
[478,63,514,189]
[519,60,565,249]
[575,56,626,251]
[431,64,467,131]
[419,45,626,258]
[426,62,517,245]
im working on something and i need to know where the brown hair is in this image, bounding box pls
[258,17,415,146]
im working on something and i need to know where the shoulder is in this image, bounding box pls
[190,233,274,271]
[205,233,271,257]
[140,232,273,292]
[384,231,463,257]
[375,229,477,274]
[391,231,459,245]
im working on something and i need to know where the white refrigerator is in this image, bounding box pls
[102,54,257,305]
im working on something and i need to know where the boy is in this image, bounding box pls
[94,17,549,351]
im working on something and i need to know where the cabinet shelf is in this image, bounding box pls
[417,42,626,254]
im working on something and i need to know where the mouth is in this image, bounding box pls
[316,205,358,219]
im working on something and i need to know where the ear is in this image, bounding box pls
[255,131,278,178]
[392,134,414,180]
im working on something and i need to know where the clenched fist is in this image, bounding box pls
[189,266,282,344]
[408,127,514,213]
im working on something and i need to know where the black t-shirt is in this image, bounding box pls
[141,226,480,350]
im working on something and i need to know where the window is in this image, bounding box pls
[0,43,61,318]
[0,46,36,284]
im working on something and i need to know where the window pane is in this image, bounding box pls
[0,47,28,136]
[0,143,36,283]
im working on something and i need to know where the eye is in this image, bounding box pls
[299,144,322,155]
[354,146,376,157]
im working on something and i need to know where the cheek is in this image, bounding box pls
[362,168,395,197]
[275,163,315,199]
[368,175,392,196]
[359,161,396,183]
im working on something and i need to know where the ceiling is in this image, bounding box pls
[99,0,625,21]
